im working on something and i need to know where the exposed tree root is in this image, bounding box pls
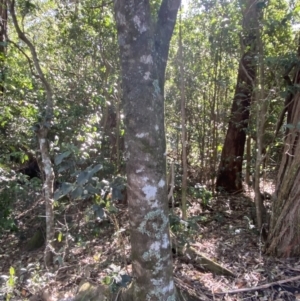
[71,280,204,301]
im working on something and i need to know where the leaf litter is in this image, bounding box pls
[0,178,299,301]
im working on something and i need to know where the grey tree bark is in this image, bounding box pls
[113,0,180,299]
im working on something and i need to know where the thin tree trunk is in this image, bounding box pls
[210,32,222,189]
[0,0,7,96]
[8,0,55,266]
[254,16,267,234]
[245,135,251,185]
[115,83,121,173]
[178,12,187,220]
[201,92,207,183]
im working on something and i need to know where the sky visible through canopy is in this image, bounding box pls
[182,0,190,8]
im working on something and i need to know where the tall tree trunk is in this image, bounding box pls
[178,12,187,220]
[210,29,222,190]
[216,0,258,192]
[113,0,180,299]
[254,14,267,235]
[245,135,251,185]
[266,67,300,257]
[0,0,7,95]
[115,83,121,173]
[8,0,55,266]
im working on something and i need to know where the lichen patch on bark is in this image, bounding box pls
[144,71,151,80]
[158,179,165,187]
[136,132,148,138]
[150,241,160,251]
[133,15,147,33]
[162,233,170,248]
[142,185,157,200]
[140,54,153,64]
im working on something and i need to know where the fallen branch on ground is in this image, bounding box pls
[215,275,300,294]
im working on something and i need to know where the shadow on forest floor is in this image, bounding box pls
[0,177,300,301]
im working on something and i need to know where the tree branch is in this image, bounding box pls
[7,38,39,79]
[155,0,181,91]
[7,0,53,114]
[8,0,55,267]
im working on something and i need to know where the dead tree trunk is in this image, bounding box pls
[216,0,259,192]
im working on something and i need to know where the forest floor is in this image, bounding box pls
[0,178,300,301]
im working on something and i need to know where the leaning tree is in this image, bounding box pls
[216,0,259,192]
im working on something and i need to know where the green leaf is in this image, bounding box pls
[89,164,102,175]
[54,182,73,201]
[284,123,295,130]
[115,274,132,287]
[102,276,112,285]
[77,171,90,185]
[9,267,15,276]
[57,161,73,173]
[85,184,99,194]
[92,204,105,220]
[71,186,83,200]
[54,151,71,165]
